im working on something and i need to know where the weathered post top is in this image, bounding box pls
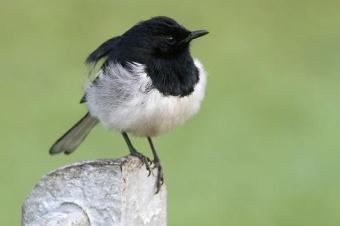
[22,156,167,226]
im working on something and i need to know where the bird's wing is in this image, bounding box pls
[85,36,121,66]
[81,36,121,103]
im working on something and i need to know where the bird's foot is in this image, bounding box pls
[130,150,152,176]
[152,159,164,194]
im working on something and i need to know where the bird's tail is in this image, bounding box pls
[49,112,98,155]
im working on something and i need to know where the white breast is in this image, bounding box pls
[85,59,207,137]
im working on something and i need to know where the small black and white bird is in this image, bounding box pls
[49,16,208,193]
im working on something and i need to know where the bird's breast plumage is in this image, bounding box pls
[84,59,207,137]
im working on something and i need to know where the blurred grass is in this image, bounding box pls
[1,0,340,225]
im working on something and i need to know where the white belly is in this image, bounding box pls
[85,59,207,137]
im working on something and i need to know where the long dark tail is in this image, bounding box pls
[49,112,98,155]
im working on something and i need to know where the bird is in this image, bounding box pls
[49,16,208,193]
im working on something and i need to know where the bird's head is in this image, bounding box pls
[122,16,208,58]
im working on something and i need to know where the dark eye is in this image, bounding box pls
[165,36,176,44]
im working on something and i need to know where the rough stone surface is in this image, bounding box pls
[22,156,167,226]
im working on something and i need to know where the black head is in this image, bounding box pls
[122,16,208,58]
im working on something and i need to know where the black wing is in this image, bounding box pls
[81,36,121,103]
[85,36,121,66]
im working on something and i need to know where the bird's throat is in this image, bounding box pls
[146,54,199,97]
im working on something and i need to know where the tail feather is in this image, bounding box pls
[49,112,98,155]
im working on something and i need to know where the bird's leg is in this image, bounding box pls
[147,137,164,193]
[122,132,151,175]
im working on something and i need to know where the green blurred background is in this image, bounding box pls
[1,0,340,225]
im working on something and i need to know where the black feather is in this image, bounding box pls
[81,36,121,103]
[85,36,121,66]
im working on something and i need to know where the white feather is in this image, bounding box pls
[84,59,207,137]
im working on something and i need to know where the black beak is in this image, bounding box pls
[179,30,209,45]
[190,30,209,40]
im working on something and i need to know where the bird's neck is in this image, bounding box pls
[146,51,199,97]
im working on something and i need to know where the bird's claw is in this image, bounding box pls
[130,151,164,193]
[131,151,152,176]
[153,160,164,194]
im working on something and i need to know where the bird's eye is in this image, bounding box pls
[165,36,176,44]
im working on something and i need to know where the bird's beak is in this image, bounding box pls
[179,30,209,45]
[190,30,209,40]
